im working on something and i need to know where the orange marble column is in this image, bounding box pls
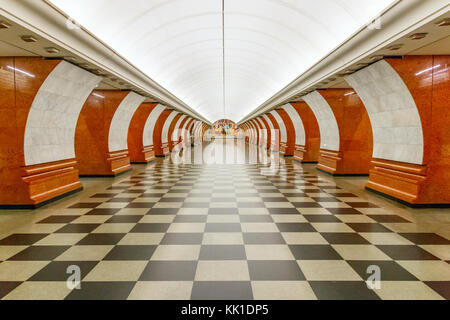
[128,102,158,163]
[317,89,373,175]
[274,109,295,156]
[290,102,320,163]
[75,90,134,176]
[0,57,99,208]
[153,109,173,157]
[364,56,450,206]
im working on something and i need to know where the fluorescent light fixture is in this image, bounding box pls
[92,92,105,98]
[344,91,355,96]
[7,65,35,78]
[50,0,396,122]
[415,65,441,76]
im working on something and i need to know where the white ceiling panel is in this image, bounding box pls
[50,0,395,122]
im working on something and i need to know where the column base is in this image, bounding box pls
[294,145,318,163]
[106,150,132,175]
[130,146,155,164]
[0,159,83,208]
[317,149,369,175]
[155,143,170,157]
[366,158,428,205]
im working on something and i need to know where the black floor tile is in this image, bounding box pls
[69,203,101,209]
[85,208,121,215]
[0,282,22,299]
[368,215,411,223]
[320,233,370,244]
[326,208,362,215]
[424,281,450,300]
[55,224,101,234]
[191,281,253,300]
[291,202,322,208]
[29,261,98,281]
[288,245,342,260]
[309,281,380,300]
[139,261,197,281]
[346,223,393,233]
[248,260,305,280]
[276,223,316,232]
[161,233,203,245]
[199,245,246,260]
[347,260,418,281]
[268,208,299,215]
[37,215,79,224]
[146,208,179,215]
[65,282,135,300]
[105,215,143,223]
[125,203,155,208]
[376,245,440,260]
[243,233,285,244]
[76,233,126,245]
[0,234,48,245]
[130,223,170,233]
[303,215,341,223]
[205,223,242,232]
[103,245,157,260]
[398,233,450,245]
[8,246,70,261]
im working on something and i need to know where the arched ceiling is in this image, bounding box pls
[50,0,395,123]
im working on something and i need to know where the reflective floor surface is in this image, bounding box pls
[0,140,449,300]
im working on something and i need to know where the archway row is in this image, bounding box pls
[0,57,208,208]
[242,55,449,206]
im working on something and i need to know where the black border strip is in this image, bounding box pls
[0,187,83,210]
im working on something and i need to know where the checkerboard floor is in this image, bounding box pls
[0,152,449,300]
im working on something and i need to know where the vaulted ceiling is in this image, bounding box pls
[50,0,395,123]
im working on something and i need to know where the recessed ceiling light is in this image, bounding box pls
[369,55,384,61]
[64,56,77,62]
[0,21,12,29]
[408,33,428,40]
[21,35,38,42]
[436,18,450,27]
[45,47,60,54]
[387,44,403,51]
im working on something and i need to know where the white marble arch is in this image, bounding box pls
[261,114,276,144]
[249,120,258,144]
[253,118,267,145]
[193,121,202,139]
[282,103,306,146]
[345,60,424,164]
[256,116,270,146]
[303,91,340,152]
[270,110,287,143]
[143,104,166,147]
[161,111,179,144]
[243,123,251,142]
[108,91,145,152]
[24,60,101,165]
[172,114,188,141]
[181,118,194,144]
